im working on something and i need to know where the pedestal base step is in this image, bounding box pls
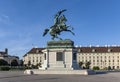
[24,69,96,75]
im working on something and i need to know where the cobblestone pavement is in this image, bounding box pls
[0,71,120,82]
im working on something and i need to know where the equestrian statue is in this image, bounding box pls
[43,9,75,40]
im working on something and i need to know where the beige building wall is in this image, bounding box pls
[23,48,45,66]
[23,53,44,66]
[77,52,120,69]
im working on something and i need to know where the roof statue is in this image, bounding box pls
[43,9,75,40]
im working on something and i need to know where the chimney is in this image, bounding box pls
[5,48,8,55]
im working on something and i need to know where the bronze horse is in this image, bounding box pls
[43,9,74,40]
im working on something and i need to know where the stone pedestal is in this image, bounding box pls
[43,39,79,70]
[24,39,96,75]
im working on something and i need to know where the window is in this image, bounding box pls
[36,57,38,60]
[36,60,38,62]
[92,49,96,52]
[118,56,119,58]
[89,56,91,59]
[78,49,81,52]
[117,66,119,69]
[108,49,111,52]
[113,66,115,69]
[36,50,39,53]
[97,56,99,59]
[82,57,84,59]
[97,60,99,62]
[117,60,119,62]
[105,56,106,59]
[29,57,31,60]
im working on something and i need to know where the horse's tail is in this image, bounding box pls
[43,29,49,36]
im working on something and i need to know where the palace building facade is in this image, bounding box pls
[23,46,120,70]
[23,48,45,66]
[76,46,120,69]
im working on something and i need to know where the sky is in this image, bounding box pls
[0,0,120,59]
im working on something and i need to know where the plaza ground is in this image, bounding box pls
[0,71,120,82]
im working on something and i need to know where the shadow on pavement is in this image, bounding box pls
[0,75,29,79]
[95,71,108,75]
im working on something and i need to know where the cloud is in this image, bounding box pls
[0,14,11,25]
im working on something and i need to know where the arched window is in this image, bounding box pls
[11,60,18,66]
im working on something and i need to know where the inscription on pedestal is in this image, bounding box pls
[56,52,63,61]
